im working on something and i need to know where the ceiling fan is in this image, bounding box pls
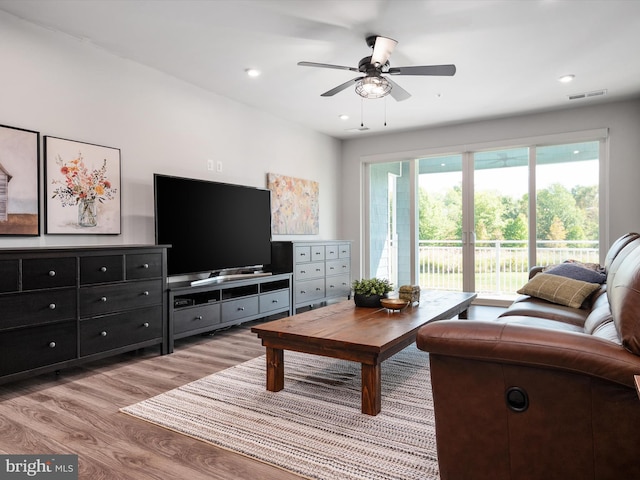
[298,35,456,101]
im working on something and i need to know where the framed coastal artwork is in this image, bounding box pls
[267,173,319,234]
[0,124,40,236]
[44,136,121,235]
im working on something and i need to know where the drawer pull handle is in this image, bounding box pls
[300,252,306,256]
[143,322,150,328]
[300,290,306,294]
[316,287,321,291]
[316,268,321,272]
[142,263,149,269]
[100,266,107,272]
[101,331,107,337]
[272,299,278,303]
[49,303,56,310]
[237,306,245,311]
[48,270,56,277]
[300,270,306,274]
[142,291,149,296]
[101,296,107,302]
[330,267,335,270]
[330,285,335,288]
[49,341,56,348]
[196,315,203,320]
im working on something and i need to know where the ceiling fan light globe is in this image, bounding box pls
[355,76,392,99]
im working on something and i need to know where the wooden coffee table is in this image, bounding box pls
[251,290,477,415]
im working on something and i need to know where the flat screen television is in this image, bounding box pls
[154,174,272,282]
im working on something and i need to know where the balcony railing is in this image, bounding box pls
[417,239,599,294]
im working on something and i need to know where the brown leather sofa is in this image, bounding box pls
[416,232,640,480]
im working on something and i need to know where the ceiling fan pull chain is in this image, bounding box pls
[384,97,387,126]
[361,98,364,127]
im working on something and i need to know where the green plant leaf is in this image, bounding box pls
[351,278,393,296]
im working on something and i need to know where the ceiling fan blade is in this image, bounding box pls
[298,61,359,72]
[388,64,457,76]
[321,77,362,97]
[386,78,411,102]
[370,36,397,67]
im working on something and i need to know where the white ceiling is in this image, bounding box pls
[2,0,640,140]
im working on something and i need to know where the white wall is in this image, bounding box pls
[342,99,640,278]
[0,11,341,249]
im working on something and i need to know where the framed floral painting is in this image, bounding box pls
[0,124,40,236]
[44,136,121,234]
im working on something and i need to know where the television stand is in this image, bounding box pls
[168,272,292,352]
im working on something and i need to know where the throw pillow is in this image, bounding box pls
[544,262,607,284]
[517,273,601,308]
[543,260,604,273]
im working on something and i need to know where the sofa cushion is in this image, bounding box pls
[517,273,600,309]
[604,232,640,271]
[500,296,590,326]
[590,320,622,344]
[583,294,615,337]
[495,315,584,333]
[544,262,606,284]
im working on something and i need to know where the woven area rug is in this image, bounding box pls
[121,344,439,480]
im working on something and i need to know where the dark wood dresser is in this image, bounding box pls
[0,245,168,384]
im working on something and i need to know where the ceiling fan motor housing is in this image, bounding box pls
[358,56,388,74]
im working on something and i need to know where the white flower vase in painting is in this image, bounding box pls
[78,198,97,227]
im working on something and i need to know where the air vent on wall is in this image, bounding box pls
[568,89,608,100]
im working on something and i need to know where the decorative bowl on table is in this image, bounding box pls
[380,298,410,311]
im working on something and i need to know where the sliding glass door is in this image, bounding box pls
[366,137,602,300]
[473,147,529,295]
[417,155,464,291]
[535,142,600,267]
[368,161,412,288]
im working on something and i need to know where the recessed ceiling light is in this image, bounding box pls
[339,114,349,121]
[558,74,575,83]
[245,68,261,77]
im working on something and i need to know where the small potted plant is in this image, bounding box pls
[352,278,393,308]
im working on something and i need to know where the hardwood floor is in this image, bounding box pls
[0,319,303,480]
[0,305,503,479]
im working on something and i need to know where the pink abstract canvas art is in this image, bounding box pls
[268,173,319,234]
